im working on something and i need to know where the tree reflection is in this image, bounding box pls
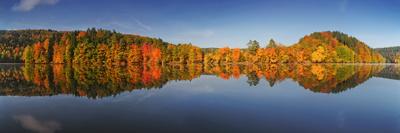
[0,64,398,98]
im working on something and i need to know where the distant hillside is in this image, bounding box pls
[293,31,386,63]
[374,46,400,63]
[0,30,58,62]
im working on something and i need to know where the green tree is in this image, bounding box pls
[64,32,77,64]
[267,39,278,48]
[336,45,355,63]
[247,40,260,54]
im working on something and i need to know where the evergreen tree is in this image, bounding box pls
[267,39,278,48]
[247,40,260,54]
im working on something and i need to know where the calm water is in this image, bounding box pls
[0,64,399,133]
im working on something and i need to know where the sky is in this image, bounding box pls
[0,0,399,48]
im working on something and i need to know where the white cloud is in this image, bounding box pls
[94,17,154,33]
[135,19,152,31]
[12,0,59,12]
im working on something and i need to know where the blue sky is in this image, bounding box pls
[0,0,399,48]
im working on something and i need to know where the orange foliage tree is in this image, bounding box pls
[232,48,241,63]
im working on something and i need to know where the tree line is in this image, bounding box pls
[0,28,390,64]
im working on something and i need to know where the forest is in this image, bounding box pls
[0,28,392,64]
[375,46,400,63]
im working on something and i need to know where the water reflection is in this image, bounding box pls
[0,64,398,99]
[13,115,61,133]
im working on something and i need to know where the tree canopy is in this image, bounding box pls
[0,29,391,64]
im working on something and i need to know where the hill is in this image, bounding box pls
[292,31,386,63]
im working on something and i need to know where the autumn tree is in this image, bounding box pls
[232,48,241,63]
[142,44,151,63]
[266,48,278,63]
[311,46,327,63]
[33,42,46,63]
[127,44,142,64]
[195,47,203,63]
[52,43,65,64]
[187,47,203,64]
[204,53,213,64]
[114,43,127,65]
[151,47,161,64]
[43,38,53,63]
[395,54,400,63]
[277,47,289,63]
[96,44,108,64]
[22,45,34,63]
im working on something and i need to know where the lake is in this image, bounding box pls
[0,64,399,133]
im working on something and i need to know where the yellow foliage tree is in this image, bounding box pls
[311,46,327,63]
[395,54,400,63]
